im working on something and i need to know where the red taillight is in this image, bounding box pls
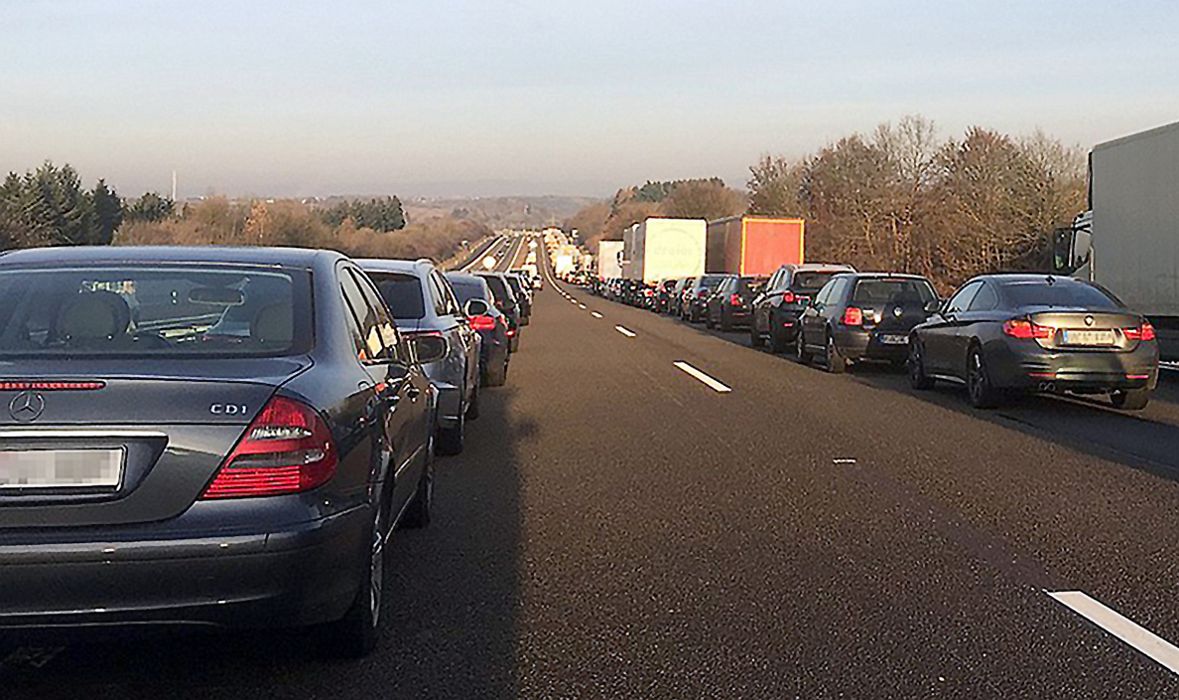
[0,381,105,391]
[697,289,709,298]
[782,291,797,304]
[1124,323,1156,341]
[729,293,742,306]
[842,307,863,326]
[1003,319,1053,340]
[202,396,337,499]
[470,314,497,331]
[506,327,517,337]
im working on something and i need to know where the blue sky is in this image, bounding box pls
[2,0,1178,198]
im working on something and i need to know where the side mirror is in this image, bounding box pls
[463,298,490,317]
[924,299,942,314]
[411,334,448,364]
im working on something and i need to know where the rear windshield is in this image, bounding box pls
[699,275,727,289]
[851,278,936,306]
[1001,280,1121,309]
[504,276,524,295]
[0,266,308,357]
[480,275,515,305]
[792,271,840,292]
[449,280,488,305]
[367,272,426,320]
[740,277,768,294]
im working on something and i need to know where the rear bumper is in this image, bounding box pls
[769,308,804,339]
[986,340,1160,392]
[834,328,910,362]
[0,506,369,630]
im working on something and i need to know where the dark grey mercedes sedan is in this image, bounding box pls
[0,246,436,657]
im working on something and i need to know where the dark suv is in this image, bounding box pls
[750,264,855,352]
[795,273,939,373]
[680,275,729,322]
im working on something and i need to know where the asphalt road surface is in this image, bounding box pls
[7,238,1179,698]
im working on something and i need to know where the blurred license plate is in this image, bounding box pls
[0,449,123,489]
[1062,329,1115,346]
[879,334,909,345]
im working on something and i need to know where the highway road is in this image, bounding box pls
[7,236,1179,698]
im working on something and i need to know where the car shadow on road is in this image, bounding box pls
[842,361,1179,482]
[0,387,526,700]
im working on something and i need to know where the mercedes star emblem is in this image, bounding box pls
[9,391,46,423]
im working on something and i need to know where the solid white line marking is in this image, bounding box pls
[1160,361,1179,372]
[591,312,603,319]
[1048,591,1179,675]
[614,325,636,338]
[673,361,732,393]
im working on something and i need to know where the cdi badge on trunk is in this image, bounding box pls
[9,391,45,422]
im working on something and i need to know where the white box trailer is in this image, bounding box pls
[1056,120,1179,356]
[623,218,707,284]
[598,240,624,279]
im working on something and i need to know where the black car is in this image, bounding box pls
[654,279,680,314]
[0,246,437,657]
[680,274,729,322]
[796,273,939,373]
[908,274,1160,409]
[705,275,766,331]
[502,272,532,326]
[446,272,511,387]
[750,264,856,352]
[476,272,521,352]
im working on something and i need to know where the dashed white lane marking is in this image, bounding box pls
[832,458,857,465]
[1048,591,1179,675]
[673,361,732,393]
[591,312,603,319]
[614,325,637,338]
[578,303,587,309]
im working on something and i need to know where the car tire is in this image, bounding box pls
[794,329,811,365]
[825,333,847,374]
[1111,388,1150,411]
[770,323,788,354]
[908,339,935,390]
[466,381,480,420]
[750,323,764,348]
[401,444,434,529]
[328,501,387,658]
[719,312,732,332]
[486,354,508,387]
[705,312,714,329]
[436,411,464,456]
[966,345,1001,409]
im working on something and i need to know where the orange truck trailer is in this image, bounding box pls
[705,216,804,276]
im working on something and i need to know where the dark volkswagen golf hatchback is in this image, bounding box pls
[0,247,436,657]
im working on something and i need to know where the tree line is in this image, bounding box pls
[0,162,474,261]
[568,116,1086,291]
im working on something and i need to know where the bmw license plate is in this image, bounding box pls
[879,334,909,345]
[0,449,124,490]
[1062,329,1115,346]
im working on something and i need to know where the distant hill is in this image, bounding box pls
[403,195,603,230]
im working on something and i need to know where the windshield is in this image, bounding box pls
[0,266,306,357]
[366,271,426,320]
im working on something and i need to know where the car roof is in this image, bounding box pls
[969,273,1084,285]
[444,272,484,284]
[355,258,434,275]
[0,245,341,269]
[835,272,931,281]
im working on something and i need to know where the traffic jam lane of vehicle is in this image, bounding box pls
[558,277,1179,690]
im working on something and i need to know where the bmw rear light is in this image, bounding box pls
[782,291,797,304]
[842,307,864,326]
[1123,323,1156,341]
[729,293,742,306]
[469,314,497,331]
[202,396,337,499]
[1003,319,1054,340]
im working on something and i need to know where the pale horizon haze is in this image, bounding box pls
[3,0,1178,199]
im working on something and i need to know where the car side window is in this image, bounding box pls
[339,267,391,363]
[338,280,368,361]
[945,281,982,314]
[426,273,449,317]
[968,282,998,311]
[814,280,834,307]
[349,269,402,363]
[433,271,461,316]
